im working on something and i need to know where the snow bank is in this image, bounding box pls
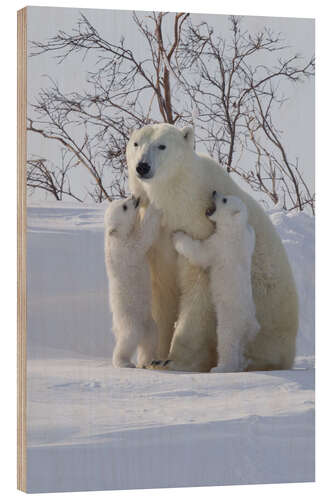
[269,208,315,357]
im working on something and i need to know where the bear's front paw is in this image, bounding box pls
[148,359,172,370]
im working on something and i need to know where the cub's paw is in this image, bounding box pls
[114,361,136,369]
[113,357,136,368]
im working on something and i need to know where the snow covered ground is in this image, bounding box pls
[26,201,315,493]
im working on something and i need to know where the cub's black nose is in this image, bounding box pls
[136,162,151,177]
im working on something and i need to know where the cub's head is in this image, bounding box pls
[104,196,140,239]
[126,124,195,192]
[206,191,248,228]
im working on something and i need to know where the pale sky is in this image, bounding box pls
[27,6,315,204]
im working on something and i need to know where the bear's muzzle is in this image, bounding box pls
[136,162,151,178]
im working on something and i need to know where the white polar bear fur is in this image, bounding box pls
[127,123,299,372]
[173,193,260,373]
[104,197,160,368]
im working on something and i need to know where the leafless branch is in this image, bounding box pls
[27,150,83,202]
[28,13,315,212]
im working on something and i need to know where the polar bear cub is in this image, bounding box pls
[173,192,260,373]
[105,196,160,368]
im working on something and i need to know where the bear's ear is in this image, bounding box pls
[181,126,195,148]
[128,127,138,140]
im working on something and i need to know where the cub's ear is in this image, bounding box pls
[181,126,195,148]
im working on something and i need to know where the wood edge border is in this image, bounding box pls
[17,6,27,493]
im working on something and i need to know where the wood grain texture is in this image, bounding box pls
[17,7,27,493]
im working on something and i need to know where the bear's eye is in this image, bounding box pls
[158,144,166,150]
[222,198,227,204]
[134,142,138,147]
[123,205,127,211]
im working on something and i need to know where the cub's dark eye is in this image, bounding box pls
[222,198,227,204]
[158,144,166,150]
[123,204,127,211]
[134,142,138,147]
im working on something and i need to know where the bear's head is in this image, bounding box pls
[104,195,140,239]
[126,124,195,197]
[206,191,248,228]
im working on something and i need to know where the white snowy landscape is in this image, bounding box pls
[26,201,315,493]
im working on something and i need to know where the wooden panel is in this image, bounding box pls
[17,7,27,493]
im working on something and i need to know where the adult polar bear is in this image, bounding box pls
[127,123,298,372]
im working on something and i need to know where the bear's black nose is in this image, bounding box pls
[136,162,151,177]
